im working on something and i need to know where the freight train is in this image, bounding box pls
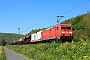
[10,24,73,45]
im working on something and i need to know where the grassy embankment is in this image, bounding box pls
[7,39,90,60]
[0,46,6,60]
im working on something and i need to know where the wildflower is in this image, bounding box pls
[71,44,76,49]
[72,56,75,58]
[67,51,70,53]
[74,54,76,56]
[83,56,88,59]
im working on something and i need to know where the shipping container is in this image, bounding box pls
[31,33,37,42]
[36,31,42,40]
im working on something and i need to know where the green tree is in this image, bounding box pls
[1,39,7,46]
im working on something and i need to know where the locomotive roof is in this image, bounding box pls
[45,24,72,30]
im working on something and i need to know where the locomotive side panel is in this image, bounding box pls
[42,29,51,40]
[50,27,56,39]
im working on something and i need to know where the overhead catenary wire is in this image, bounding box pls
[19,0,90,34]
[62,0,90,15]
[17,27,30,34]
[40,17,56,27]
[19,28,30,33]
[41,0,90,27]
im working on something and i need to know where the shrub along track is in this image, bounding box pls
[0,46,2,55]
[0,46,6,60]
[7,39,90,60]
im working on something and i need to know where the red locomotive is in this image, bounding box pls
[41,24,73,42]
[10,24,73,45]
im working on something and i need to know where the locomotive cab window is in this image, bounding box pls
[67,26,71,30]
[61,26,66,29]
[57,27,58,30]
[61,26,71,30]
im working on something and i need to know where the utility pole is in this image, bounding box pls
[18,27,20,34]
[57,16,64,24]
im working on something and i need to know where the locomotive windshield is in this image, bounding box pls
[67,26,71,29]
[61,26,71,30]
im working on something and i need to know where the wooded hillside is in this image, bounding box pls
[0,33,24,44]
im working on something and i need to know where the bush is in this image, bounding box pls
[0,39,7,46]
[0,47,6,60]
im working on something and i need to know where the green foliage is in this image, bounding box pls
[0,39,7,46]
[63,15,83,31]
[7,40,90,60]
[0,33,24,44]
[0,47,6,60]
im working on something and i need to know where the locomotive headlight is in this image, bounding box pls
[69,32,72,34]
[62,32,65,36]
[62,32,65,34]
[69,32,73,36]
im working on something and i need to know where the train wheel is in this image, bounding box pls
[55,38,58,43]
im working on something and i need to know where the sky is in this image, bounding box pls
[0,0,90,35]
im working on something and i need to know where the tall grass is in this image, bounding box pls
[0,47,7,60]
[7,39,90,60]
